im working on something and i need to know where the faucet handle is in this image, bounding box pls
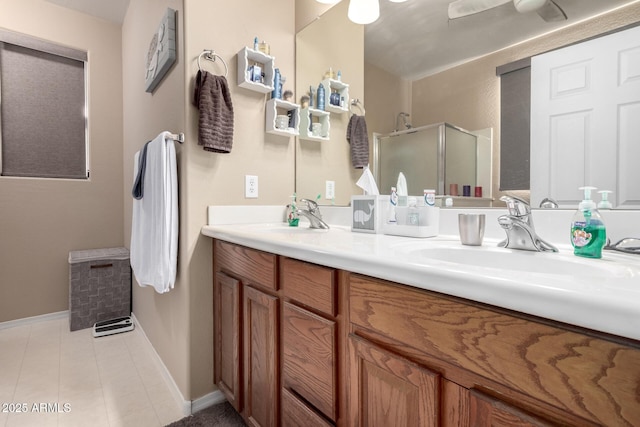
[300,198,320,214]
[500,195,531,217]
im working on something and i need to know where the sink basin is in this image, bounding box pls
[394,243,638,279]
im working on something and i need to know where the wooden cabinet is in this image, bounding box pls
[213,239,640,426]
[281,257,341,425]
[348,273,640,426]
[213,240,278,427]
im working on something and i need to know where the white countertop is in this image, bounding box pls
[202,206,640,342]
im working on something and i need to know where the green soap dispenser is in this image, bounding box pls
[570,186,606,258]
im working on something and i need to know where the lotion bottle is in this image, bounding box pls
[570,186,606,258]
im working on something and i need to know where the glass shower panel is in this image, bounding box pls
[445,125,477,194]
[379,126,439,195]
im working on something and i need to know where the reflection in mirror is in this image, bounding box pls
[374,123,494,207]
[295,0,640,208]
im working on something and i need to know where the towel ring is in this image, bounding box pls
[350,99,365,115]
[197,50,229,77]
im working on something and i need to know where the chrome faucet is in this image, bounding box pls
[296,198,330,229]
[498,195,558,252]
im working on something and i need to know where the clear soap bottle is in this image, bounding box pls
[570,186,606,258]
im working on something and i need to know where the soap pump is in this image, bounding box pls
[570,186,606,258]
[597,190,613,209]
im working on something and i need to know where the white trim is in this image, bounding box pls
[131,313,192,416]
[191,390,226,414]
[0,310,68,330]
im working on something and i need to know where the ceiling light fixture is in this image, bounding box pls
[315,0,341,4]
[348,0,380,24]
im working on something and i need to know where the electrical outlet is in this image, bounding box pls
[326,180,335,199]
[245,175,258,198]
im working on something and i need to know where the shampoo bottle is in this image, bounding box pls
[570,186,606,258]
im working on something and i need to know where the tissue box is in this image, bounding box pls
[351,195,389,234]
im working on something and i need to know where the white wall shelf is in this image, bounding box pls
[237,47,274,93]
[322,78,349,114]
[299,107,330,141]
[266,98,300,136]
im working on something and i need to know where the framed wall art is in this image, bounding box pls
[145,8,176,93]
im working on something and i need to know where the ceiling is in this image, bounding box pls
[366,0,640,80]
[43,0,639,80]
[44,0,130,24]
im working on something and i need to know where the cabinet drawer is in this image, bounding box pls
[214,240,277,290]
[283,302,336,421]
[282,388,333,427]
[281,257,335,316]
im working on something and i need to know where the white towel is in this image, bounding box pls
[130,132,178,294]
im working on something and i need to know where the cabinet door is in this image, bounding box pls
[282,302,336,421]
[349,334,440,427]
[214,272,242,411]
[244,285,279,427]
[469,389,558,427]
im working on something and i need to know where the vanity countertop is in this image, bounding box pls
[202,215,640,342]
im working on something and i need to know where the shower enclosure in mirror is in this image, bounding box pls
[373,123,493,207]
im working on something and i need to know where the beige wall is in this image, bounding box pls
[0,0,123,322]
[410,3,640,203]
[364,61,411,135]
[123,0,296,400]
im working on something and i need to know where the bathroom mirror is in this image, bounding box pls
[294,0,640,207]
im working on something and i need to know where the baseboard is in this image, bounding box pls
[191,390,226,414]
[0,310,68,330]
[131,313,192,416]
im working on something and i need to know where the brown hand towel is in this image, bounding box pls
[193,70,234,153]
[347,114,369,169]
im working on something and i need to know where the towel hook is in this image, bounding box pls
[350,98,365,116]
[197,49,229,77]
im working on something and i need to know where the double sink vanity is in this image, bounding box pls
[201,205,640,426]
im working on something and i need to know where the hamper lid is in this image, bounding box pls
[69,247,130,264]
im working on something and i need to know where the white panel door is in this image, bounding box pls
[531,25,640,209]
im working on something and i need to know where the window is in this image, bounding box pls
[0,29,88,179]
[496,58,531,191]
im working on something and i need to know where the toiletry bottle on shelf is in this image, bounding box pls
[287,193,299,227]
[253,37,259,51]
[272,68,281,99]
[388,186,398,223]
[337,70,342,81]
[407,197,420,226]
[598,190,613,209]
[571,186,606,259]
[309,86,315,108]
[317,83,325,111]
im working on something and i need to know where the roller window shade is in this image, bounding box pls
[0,34,87,179]
[497,58,531,191]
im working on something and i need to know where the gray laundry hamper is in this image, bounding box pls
[68,247,133,335]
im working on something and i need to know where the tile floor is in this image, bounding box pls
[0,316,185,427]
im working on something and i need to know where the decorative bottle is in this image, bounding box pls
[317,83,325,111]
[272,68,281,99]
